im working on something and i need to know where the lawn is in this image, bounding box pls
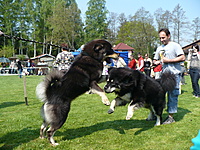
[0,74,199,150]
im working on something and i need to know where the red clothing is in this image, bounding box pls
[138,57,144,72]
[128,59,137,70]
[153,64,162,72]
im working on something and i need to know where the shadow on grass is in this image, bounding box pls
[61,119,154,141]
[176,107,192,121]
[163,107,191,122]
[0,107,191,149]
[0,102,25,109]
[0,127,38,150]
[61,107,192,141]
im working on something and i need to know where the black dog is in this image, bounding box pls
[36,39,118,146]
[104,67,176,126]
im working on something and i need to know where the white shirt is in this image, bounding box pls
[154,41,184,74]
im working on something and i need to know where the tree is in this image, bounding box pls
[107,12,119,44]
[154,8,172,30]
[85,0,108,42]
[47,0,83,52]
[118,13,127,27]
[128,7,157,55]
[0,45,14,58]
[191,17,200,41]
[171,4,188,44]
[117,20,157,55]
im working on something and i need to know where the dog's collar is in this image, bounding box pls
[81,51,102,62]
[81,51,90,56]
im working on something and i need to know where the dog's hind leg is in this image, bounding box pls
[146,106,156,121]
[126,101,142,120]
[40,122,48,139]
[47,127,59,146]
[40,104,49,139]
[150,105,162,126]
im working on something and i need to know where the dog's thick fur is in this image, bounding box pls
[36,39,118,146]
[104,67,176,126]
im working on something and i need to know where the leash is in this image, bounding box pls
[0,31,61,48]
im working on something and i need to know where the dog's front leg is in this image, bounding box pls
[90,81,110,106]
[108,97,126,114]
[108,99,116,114]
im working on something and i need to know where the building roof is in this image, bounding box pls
[182,39,200,50]
[113,43,134,51]
[31,54,55,59]
[182,39,200,54]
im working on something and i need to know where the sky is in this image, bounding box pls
[76,0,200,46]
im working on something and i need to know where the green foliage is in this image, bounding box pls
[117,20,158,55]
[0,1,193,58]
[85,0,108,42]
[47,0,84,49]
[0,0,83,56]
[17,55,26,60]
[0,45,14,57]
[0,75,199,149]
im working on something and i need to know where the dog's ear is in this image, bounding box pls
[122,72,136,87]
[93,43,104,52]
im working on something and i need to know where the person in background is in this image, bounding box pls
[9,61,16,74]
[37,67,43,76]
[128,55,137,70]
[113,56,127,68]
[153,28,185,124]
[188,44,200,98]
[144,53,152,76]
[26,59,31,75]
[180,62,186,85]
[54,43,74,74]
[137,53,144,72]
[153,63,162,79]
[16,59,23,78]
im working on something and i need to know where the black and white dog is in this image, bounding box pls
[104,67,176,126]
[36,39,118,146]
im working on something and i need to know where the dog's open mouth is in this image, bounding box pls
[104,52,119,63]
[106,53,119,59]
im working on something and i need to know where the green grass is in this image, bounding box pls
[0,75,199,150]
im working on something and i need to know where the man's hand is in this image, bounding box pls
[162,55,185,63]
[0,31,4,36]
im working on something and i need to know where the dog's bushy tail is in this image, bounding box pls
[36,71,64,103]
[160,70,176,92]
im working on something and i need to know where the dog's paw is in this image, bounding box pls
[52,143,59,146]
[39,136,46,139]
[154,123,161,126]
[102,99,110,106]
[108,109,114,114]
[126,114,132,120]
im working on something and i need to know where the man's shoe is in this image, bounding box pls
[162,116,175,125]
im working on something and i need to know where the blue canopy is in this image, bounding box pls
[115,51,129,65]
[0,57,10,63]
[72,51,129,65]
[72,52,80,57]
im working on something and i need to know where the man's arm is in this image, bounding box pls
[162,54,185,63]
